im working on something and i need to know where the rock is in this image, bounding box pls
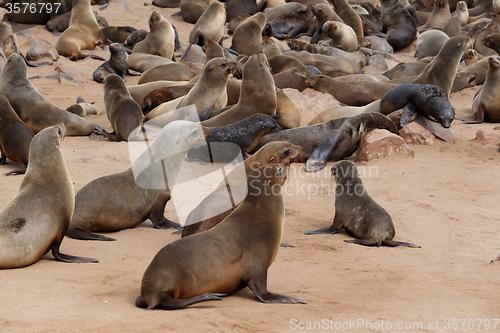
[474,129,490,140]
[356,129,414,162]
[283,88,340,117]
[400,122,436,145]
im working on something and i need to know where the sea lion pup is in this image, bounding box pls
[253,113,398,172]
[310,3,344,44]
[145,58,238,121]
[307,74,397,106]
[412,35,473,96]
[55,0,108,60]
[230,12,267,56]
[182,142,301,237]
[132,12,175,60]
[472,57,500,122]
[0,54,95,136]
[140,84,195,115]
[187,113,283,162]
[93,74,143,142]
[380,84,455,128]
[67,121,210,241]
[0,124,98,269]
[180,0,209,24]
[305,161,420,248]
[137,62,201,84]
[380,0,417,51]
[0,95,34,176]
[188,1,225,46]
[92,43,128,83]
[136,163,307,310]
[66,102,98,117]
[322,21,358,52]
[418,0,451,31]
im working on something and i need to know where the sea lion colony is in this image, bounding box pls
[0,0,499,318]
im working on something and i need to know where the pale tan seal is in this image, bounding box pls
[323,21,358,52]
[230,12,267,56]
[132,12,175,60]
[0,123,98,268]
[472,57,500,122]
[127,53,173,73]
[136,164,306,309]
[189,1,226,45]
[138,62,201,84]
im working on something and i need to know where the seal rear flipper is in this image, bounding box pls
[280,242,295,248]
[247,272,306,304]
[344,239,421,248]
[304,226,338,235]
[4,167,27,176]
[66,228,116,241]
[150,216,182,230]
[126,69,142,76]
[51,241,98,263]
[135,293,225,310]
[474,104,486,122]
[382,240,421,248]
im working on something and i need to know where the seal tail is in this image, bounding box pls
[66,228,116,241]
[344,239,421,248]
[136,293,226,310]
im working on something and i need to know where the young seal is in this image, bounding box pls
[92,43,128,83]
[0,54,95,136]
[101,26,137,44]
[253,113,399,172]
[323,21,358,52]
[140,84,195,115]
[310,3,344,44]
[132,12,175,60]
[380,0,417,51]
[67,121,210,241]
[0,124,98,269]
[55,0,108,60]
[136,164,307,310]
[331,0,364,37]
[182,142,302,237]
[266,6,316,40]
[0,95,34,176]
[305,161,420,248]
[472,57,500,122]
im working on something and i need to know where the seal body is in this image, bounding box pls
[305,161,420,248]
[323,21,358,52]
[136,164,306,310]
[93,43,128,83]
[132,12,175,59]
[0,124,98,268]
[472,57,500,122]
[189,1,225,45]
[380,0,417,51]
[230,12,267,56]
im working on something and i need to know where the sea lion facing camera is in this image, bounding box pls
[305,161,420,248]
[132,12,175,60]
[92,43,128,83]
[136,164,307,310]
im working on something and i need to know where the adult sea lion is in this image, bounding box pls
[127,53,172,73]
[138,62,201,84]
[0,124,98,268]
[418,0,451,31]
[305,161,420,248]
[472,57,500,122]
[180,0,209,24]
[0,54,95,136]
[188,1,225,46]
[132,12,175,60]
[230,12,267,56]
[323,21,358,52]
[136,164,307,309]
[380,0,417,51]
[331,0,363,37]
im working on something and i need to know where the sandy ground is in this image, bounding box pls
[1,1,500,332]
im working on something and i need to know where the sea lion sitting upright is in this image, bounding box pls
[322,21,358,52]
[305,161,420,248]
[331,0,364,37]
[55,0,108,60]
[418,0,451,31]
[132,12,175,60]
[380,0,417,51]
[93,74,143,142]
[189,1,226,46]
[310,3,344,44]
[92,43,128,83]
[230,12,267,56]
[0,124,98,269]
[67,121,210,241]
[136,164,307,310]
[0,54,95,136]
[472,57,500,122]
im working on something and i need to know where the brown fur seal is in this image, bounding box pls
[67,121,210,241]
[276,88,302,128]
[331,0,363,37]
[230,12,267,56]
[305,161,420,248]
[93,74,143,142]
[153,0,181,7]
[0,54,95,136]
[182,142,301,237]
[127,53,172,73]
[189,1,225,45]
[416,29,449,58]
[93,43,128,83]
[264,2,308,21]
[138,62,201,84]
[323,21,358,52]
[136,163,307,309]
[181,0,209,24]
[0,95,33,176]
[418,0,451,31]
[226,0,262,22]
[140,84,195,115]
[472,57,500,122]
[132,12,175,60]
[380,0,417,51]
[483,33,500,55]
[412,35,473,96]
[253,113,399,172]
[201,52,276,127]
[55,0,108,60]
[266,5,316,40]
[311,3,344,43]
[101,26,136,44]
[0,123,98,268]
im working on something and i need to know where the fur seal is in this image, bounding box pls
[225,0,262,22]
[276,88,302,129]
[264,2,308,21]
[294,50,357,76]
[180,0,209,24]
[254,113,399,172]
[201,52,276,127]
[67,121,210,241]
[55,0,108,60]
[0,124,98,268]
[127,53,172,73]
[0,54,95,136]
[26,37,59,62]
[412,35,473,96]
[310,3,344,44]
[483,33,500,55]
[189,1,225,45]
[92,43,128,83]
[266,6,316,40]
[472,57,500,122]
[140,84,194,115]
[93,74,143,142]
[66,102,98,117]
[380,83,455,128]
[182,142,302,237]
[138,62,201,84]
[136,163,306,309]
[331,0,364,37]
[132,12,175,60]
[0,95,33,176]
[101,26,136,44]
[418,0,451,31]
[230,12,267,56]
[323,21,358,52]
[380,0,417,51]
[305,161,420,248]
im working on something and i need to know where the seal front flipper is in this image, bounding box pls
[344,239,421,248]
[51,240,99,263]
[4,167,27,176]
[280,242,295,247]
[247,268,306,304]
[66,228,116,241]
[305,132,341,173]
[135,293,225,310]
[400,103,418,127]
[304,226,339,235]
[150,215,182,230]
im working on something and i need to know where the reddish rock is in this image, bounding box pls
[356,129,414,162]
[283,88,340,116]
[474,129,490,140]
[400,122,436,145]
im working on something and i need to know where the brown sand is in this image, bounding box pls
[1,2,500,332]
